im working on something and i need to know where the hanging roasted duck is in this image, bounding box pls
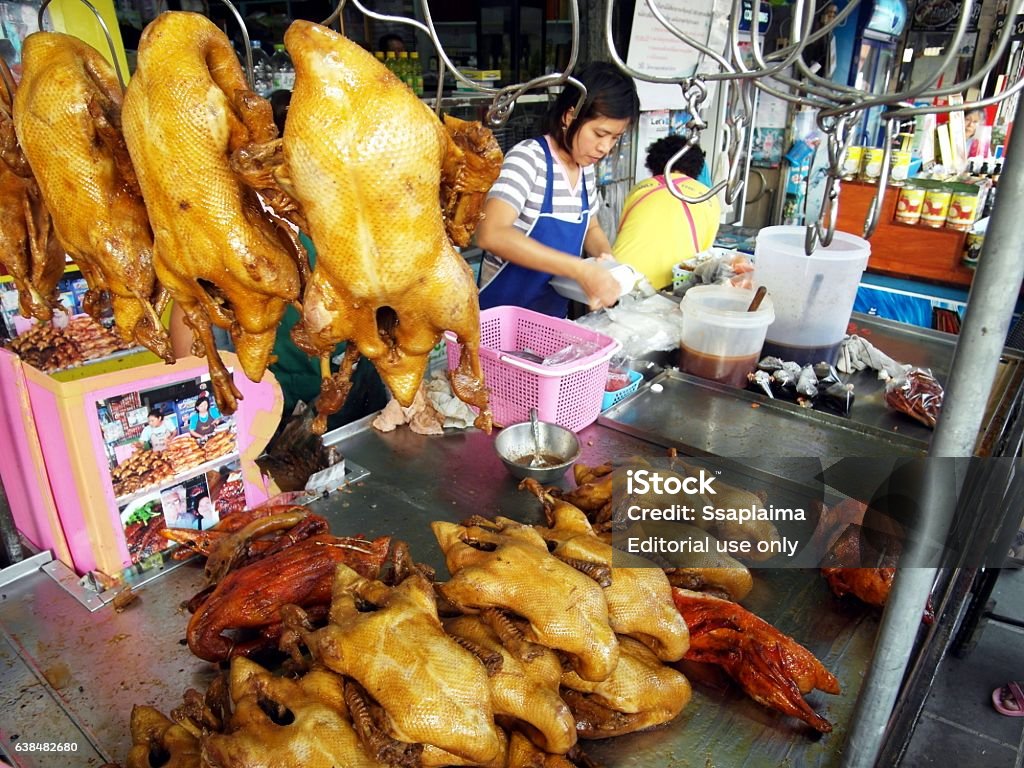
[122,12,304,412]
[277,21,493,433]
[0,60,64,323]
[13,32,172,360]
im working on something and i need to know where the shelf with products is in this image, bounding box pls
[835,180,975,288]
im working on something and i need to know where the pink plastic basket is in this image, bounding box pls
[446,306,621,432]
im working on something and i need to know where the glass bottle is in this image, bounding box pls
[250,40,273,98]
[410,51,424,96]
[270,43,294,91]
[385,50,397,77]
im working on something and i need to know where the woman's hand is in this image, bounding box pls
[574,259,621,311]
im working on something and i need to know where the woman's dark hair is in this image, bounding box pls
[269,89,291,135]
[378,33,405,52]
[545,62,639,154]
[645,135,705,179]
[196,396,210,410]
[148,408,164,420]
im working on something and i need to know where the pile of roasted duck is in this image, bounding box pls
[110,470,841,768]
[6,314,131,372]
[3,13,496,431]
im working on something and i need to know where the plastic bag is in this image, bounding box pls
[884,368,944,428]
[575,293,684,358]
[542,339,601,366]
[605,353,632,392]
[674,249,755,295]
[746,356,855,416]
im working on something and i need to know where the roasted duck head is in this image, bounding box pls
[280,21,491,433]
[0,60,64,323]
[122,12,303,412]
[13,32,172,361]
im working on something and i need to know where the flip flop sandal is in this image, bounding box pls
[992,682,1024,717]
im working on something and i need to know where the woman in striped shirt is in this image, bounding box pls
[476,63,639,317]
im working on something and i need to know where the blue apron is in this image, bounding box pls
[479,137,590,318]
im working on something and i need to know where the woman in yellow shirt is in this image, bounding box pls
[612,135,721,290]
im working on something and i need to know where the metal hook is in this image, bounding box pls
[38,0,127,91]
[804,114,853,254]
[863,118,896,240]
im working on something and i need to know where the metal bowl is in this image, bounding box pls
[494,420,581,483]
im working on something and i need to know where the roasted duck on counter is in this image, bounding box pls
[186,533,392,662]
[561,635,692,739]
[122,12,303,412]
[203,658,387,768]
[433,518,620,683]
[0,60,64,323]
[13,32,172,360]
[672,588,840,733]
[520,478,690,662]
[280,21,492,433]
[282,565,507,768]
[443,614,577,755]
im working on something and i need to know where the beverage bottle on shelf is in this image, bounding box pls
[398,51,412,89]
[249,40,273,97]
[375,51,385,65]
[411,51,424,96]
[385,50,397,77]
[270,44,295,91]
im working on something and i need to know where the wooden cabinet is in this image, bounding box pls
[834,180,976,288]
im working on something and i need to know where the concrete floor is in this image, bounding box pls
[900,567,1024,767]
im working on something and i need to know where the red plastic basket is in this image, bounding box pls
[446,306,621,431]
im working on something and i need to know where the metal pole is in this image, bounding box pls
[841,98,1024,768]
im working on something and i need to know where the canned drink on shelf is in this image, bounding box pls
[962,232,984,269]
[859,148,884,183]
[945,191,979,231]
[894,185,925,225]
[920,189,952,228]
[890,151,912,185]
[841,146,863,180]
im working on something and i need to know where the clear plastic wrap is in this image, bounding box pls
[574,293,684,358]
[884,368,945,428]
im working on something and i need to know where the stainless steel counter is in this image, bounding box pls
[0,418,878,768]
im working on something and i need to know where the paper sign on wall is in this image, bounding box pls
[626,0,730,110]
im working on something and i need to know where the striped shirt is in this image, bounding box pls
[486,136,600,237]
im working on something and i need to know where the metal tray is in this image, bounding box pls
[599,368,929,459]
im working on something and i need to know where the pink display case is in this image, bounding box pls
[0,350,282,578]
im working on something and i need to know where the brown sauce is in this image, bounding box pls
[513,454,565,468]
[680,345,759,388]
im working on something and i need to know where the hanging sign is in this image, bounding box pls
[738,0,772,34]
[910,0,981,32]
[1011,14,1024,40]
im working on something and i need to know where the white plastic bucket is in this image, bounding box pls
[753,226,870,365]
[679,285,775,387]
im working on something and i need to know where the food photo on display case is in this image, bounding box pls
[98,375,239,500]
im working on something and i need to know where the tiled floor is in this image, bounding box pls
[900,568,1024,767]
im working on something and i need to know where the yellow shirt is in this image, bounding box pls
[612,173,722,290]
